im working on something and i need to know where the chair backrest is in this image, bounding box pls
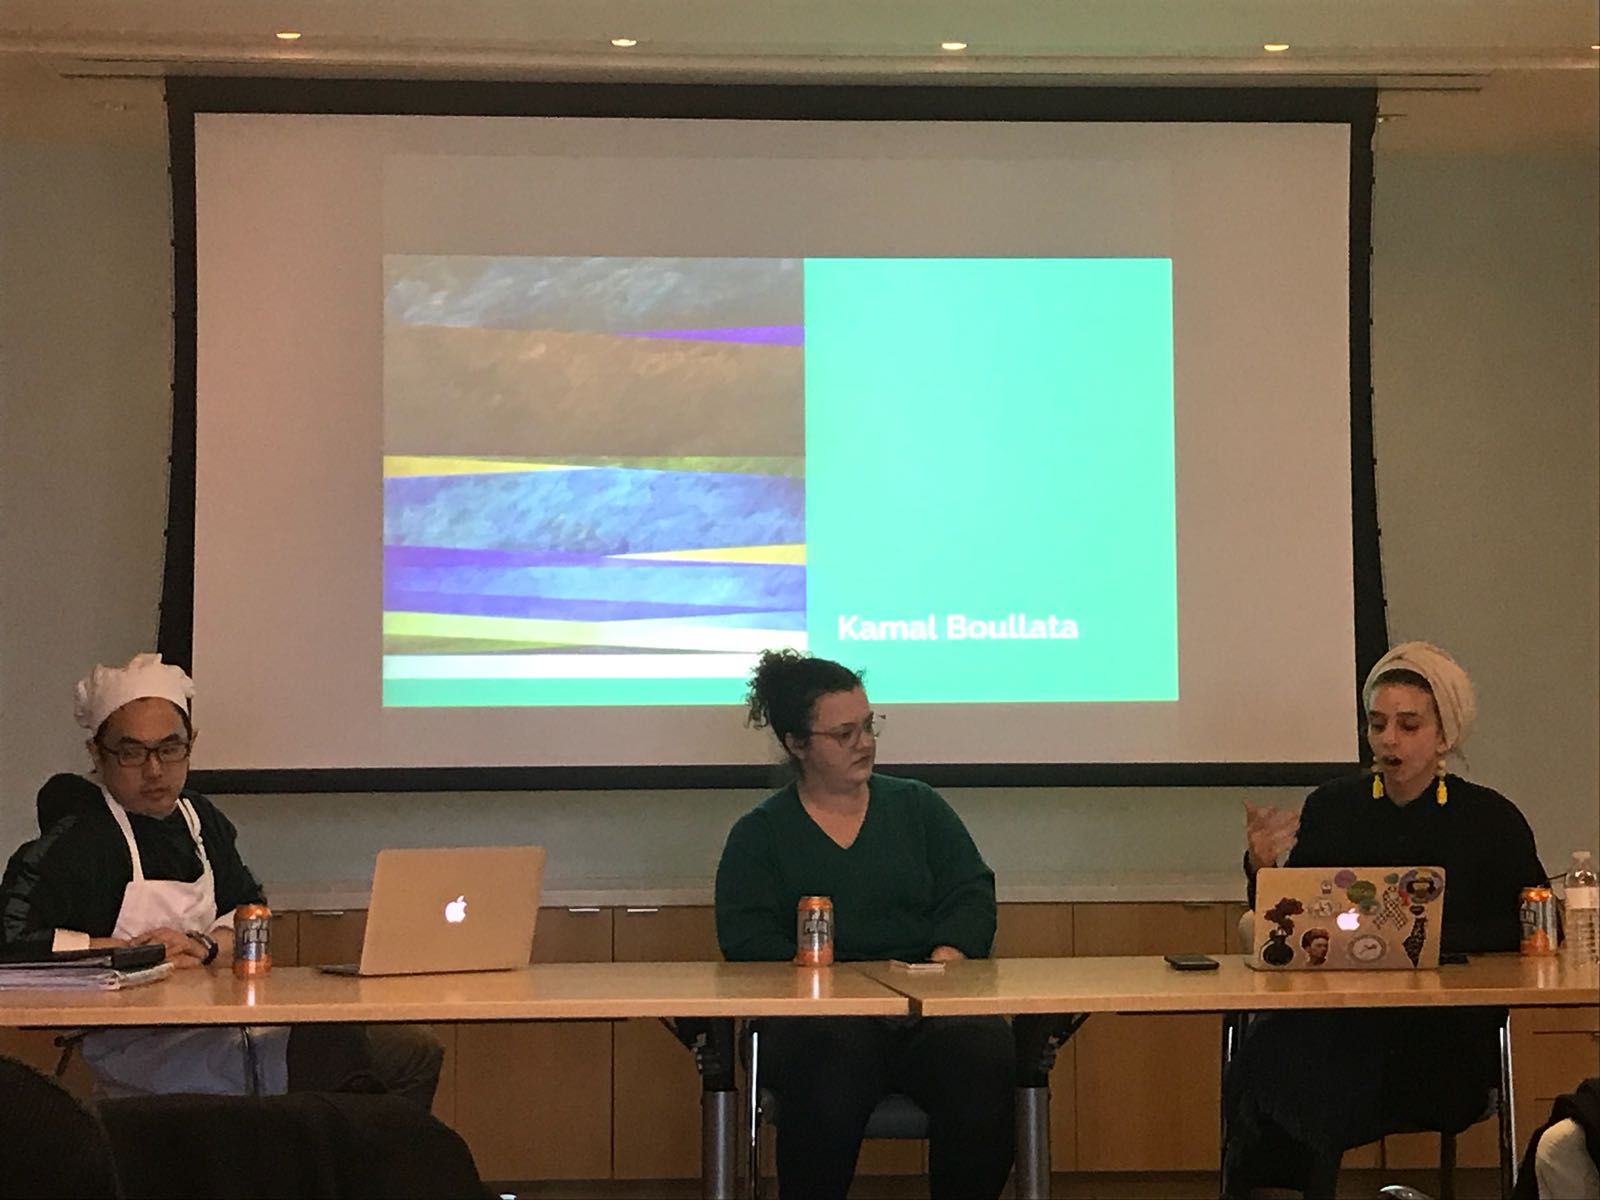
[0,1054,120,1198]
[98,1090,484,1199]
[758,1086,930,1140]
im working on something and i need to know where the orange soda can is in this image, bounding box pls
[233,904,273,977]
[795,896,834,966]
[1519,887,1557,956]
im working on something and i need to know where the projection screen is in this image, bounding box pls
[162,81,1383,790]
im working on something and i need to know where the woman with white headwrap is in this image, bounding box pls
[1224,642,1549,1199]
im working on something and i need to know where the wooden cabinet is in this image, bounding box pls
[1071,903,1227,1172]
[450,906,615,1181]
[269,911,299,966]
[612,906,718,1180]
[1510,1005,1600,1157]
[532,907,613,965]
[994,901,1074,959]
[295,909,366,967]
[456,1019,613,1180]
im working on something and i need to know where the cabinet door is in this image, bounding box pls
[456,1020,613,1181]
[996,903,1078,1172]
[295,910,367,966]
[1509,1005,1600,1158]
[269,911,300,967]
[454,907,615,1181]
[612,907,718,1180]
[1071,903,1226,1171]
[532,907,613,964]
[995,902,1074,957]
[612,1017,705,1180]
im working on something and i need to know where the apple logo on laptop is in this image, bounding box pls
[444,895,467,924]
[1336,907,1361,932]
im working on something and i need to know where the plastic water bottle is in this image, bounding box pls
[1564,851,1600,965]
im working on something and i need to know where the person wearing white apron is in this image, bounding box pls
[0,652,444,1107]
[79,788,289,1098]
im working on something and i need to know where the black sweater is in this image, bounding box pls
[0,774,266,954]
[1245,772,1548,954]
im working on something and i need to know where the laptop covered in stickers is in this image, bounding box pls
[1247,866,1446,970]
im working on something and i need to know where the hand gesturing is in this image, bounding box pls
[1243,801,1300,872]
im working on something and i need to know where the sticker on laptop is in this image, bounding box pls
[1347,932,1387,963]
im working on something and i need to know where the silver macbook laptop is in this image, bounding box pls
[322,846,546,977]
[1247,865,1446,971]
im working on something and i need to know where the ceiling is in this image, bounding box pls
[1,0,1595,154]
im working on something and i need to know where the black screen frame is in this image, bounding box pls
[162,77,1384,794]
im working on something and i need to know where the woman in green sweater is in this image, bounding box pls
[715,650,1014,1200]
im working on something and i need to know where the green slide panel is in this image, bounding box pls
[803,257,1176,703]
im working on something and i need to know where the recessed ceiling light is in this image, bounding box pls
[1263,42,1290,53]
[275,31,302,41]
[941,41,968,52]
[610,37,639,48]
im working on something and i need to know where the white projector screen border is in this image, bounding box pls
[159,79,1385,793]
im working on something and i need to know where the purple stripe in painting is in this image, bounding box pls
[387,546,616,570]
[385,546,798,572]
[385,589,779,623]
[616,325,803,347]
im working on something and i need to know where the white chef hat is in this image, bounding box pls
[73,653,195,734]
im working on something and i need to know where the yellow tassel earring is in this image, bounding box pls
[1434,758,1448,806]
[1372,768,1385,799]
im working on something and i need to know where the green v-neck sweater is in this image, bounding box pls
[714,773,997,963]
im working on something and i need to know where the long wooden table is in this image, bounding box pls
[854,954,1600,1199]
[0,961,908,1025]
[7,956,1593,1199]
[0,961,910,1199]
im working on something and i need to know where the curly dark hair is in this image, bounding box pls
[746,649,862,766]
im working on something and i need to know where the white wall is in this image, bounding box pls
[2,73,1595,890]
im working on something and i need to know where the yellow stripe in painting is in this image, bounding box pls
[383,456,587,477]
[615,544,806,565]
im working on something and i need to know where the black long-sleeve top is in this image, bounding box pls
[0,773,267,955]
[1245,772,1547,954]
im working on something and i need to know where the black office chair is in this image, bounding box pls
[99,1091,488,1199]
[745,1023,930,1200]
[1221,1012,1516,1200]
[0,1054,121,1198]
[1383,1090,1513,1200]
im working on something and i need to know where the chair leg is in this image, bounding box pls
[1219,1011,1248,1171]
[747,1027,762,1200]
[1497,1013,1517,1200]
[1439,1131,1456,1200]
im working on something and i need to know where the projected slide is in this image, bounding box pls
[382,256,1176,708]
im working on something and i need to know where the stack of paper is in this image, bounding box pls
[0,943,170,990]
[0,960,174,991]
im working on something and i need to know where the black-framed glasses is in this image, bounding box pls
[804,714,885,747]
[96,739,192,768]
